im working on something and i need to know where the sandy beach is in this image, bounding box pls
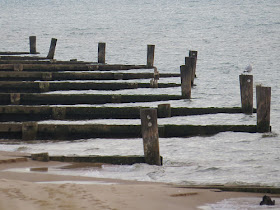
[0,151,278,210]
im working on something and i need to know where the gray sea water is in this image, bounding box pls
[0,0,280,189]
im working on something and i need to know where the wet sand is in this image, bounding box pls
[0,151,275,210]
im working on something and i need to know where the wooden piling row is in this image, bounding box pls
[0,105,256,122]
[30,153,163,165]
[0,93,183,105]
[0,71,180,81]
[0,81,180,93]
[0,60,93,64]
[0,38,274,167]
[0,56,48,61]
[239,74,271,132]
[0,64,162,71]
[0,52,33,55]
[0,122,257,140]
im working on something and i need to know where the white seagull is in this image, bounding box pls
[243,64,253,74]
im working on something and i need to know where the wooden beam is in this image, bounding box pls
[0,123,258,140]
[0,106,257,121]
[0,71,180,81]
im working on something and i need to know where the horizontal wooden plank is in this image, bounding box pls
[50,155,147,165]
[176,185,280,194]
[0,56,48,60]
[0,106,255,121]
[0,63,154,71]
[0,71,180,81]
[0,93,183,105]
[29,153,163,165]
[0,60,89,65]
[162,124,257,137]
[172,107,257,115]
[0,52,39,55]
[0,123,258,140]
[0,81,180,92]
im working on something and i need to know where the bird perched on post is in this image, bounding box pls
[243,64,253,74]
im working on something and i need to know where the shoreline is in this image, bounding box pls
[0,151,278,210]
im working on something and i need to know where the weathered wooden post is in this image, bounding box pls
[149,79,158,88]
[47,38,57,59]
[239,74,253,114]
[147,45,155,67]
[98,42,106,64]
[158,104,171,118]
[22,122,38,140]
[29,36,37,54]
[180,63,192,99]
[189,50,198,58]
[31,153,49,162]
[140,108,161,165]
[189,50,198,83]
[185,57,196,86]
[256,85,271,132]
[150,67,159,88]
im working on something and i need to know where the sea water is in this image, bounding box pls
[0,0,279,187]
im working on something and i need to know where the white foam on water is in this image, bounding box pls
[198,197,280,210]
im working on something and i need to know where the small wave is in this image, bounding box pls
[242,159,256,163]
[224,181,257,186]
[197,167,220,172]
[83,147,100,152]
[164,160,196,167]
[101,164,135,172]
[200,197,280,210]
[262,132,278,138]
[16,146,28,152]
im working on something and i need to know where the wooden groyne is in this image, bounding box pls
[0,123,257,140]
[0,81,180,93]
[0,36,39,55]
[0,63,163,71]
[0,106,256,121]
[0,71,179,81]
[0,37,272,165]
[176,185,280,194]
[30,153,164,165]
[0,93,183,105]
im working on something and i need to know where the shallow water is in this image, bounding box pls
[0,0,279,186]
[199,197,280,210]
